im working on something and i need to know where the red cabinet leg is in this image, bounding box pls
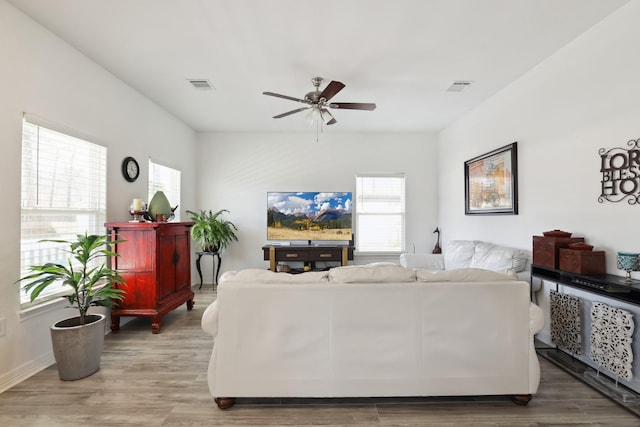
[151,316,162,334]
[110,315,121,332]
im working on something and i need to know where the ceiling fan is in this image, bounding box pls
[263,77,376,126]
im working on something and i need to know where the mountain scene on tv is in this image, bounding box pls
[267,192,352,241]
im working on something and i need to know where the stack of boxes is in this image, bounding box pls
[533,230,606,275]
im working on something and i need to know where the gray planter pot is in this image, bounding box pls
[50,313,106,381]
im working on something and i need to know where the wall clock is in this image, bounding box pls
[122,156,140,182]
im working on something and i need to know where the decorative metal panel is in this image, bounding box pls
[590,302,634,380]
[550,290,582,355]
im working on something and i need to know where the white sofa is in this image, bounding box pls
[400,240,538,293]
[201,264,544,409]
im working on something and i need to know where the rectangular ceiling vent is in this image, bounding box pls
[446,81,473,92]
[188,79,214,90]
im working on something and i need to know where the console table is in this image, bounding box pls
[531,265,640,306]
[262,244,355,271]
[532,264,640,413]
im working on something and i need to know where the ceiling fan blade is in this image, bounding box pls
[263,91,308,104]
[328,102,376,111]
[319,80,345,102]
[320,109,337,125]
[273,107,310,119]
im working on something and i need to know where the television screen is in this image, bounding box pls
[267,192,352,241]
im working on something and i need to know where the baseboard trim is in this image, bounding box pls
[0,352,54,394]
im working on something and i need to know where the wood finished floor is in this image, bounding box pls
[1,286,639,426]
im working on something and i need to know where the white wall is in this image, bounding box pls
[437,0,640,392]
[438,1,640,259]
[0,1,197,392]
[195,131,439,275]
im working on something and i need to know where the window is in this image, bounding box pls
[355,174,406,252]
[148,160,181,221]
[20,116,107,306]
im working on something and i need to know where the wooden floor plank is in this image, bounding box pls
[1,286,638,426]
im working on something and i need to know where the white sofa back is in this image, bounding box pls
[400,240,529,272]
[202,265,543,401]
[445,240,529,272]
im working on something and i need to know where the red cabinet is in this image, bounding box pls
[105,222,194,334]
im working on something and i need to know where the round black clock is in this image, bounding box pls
[122,156,140,182]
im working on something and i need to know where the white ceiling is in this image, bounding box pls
[7,0,630,133]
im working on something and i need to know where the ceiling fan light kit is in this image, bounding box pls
[305,107,320,124]
[263,76,376,126]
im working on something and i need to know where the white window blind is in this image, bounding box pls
[355,174,406,252]
[20,117,107,306]
[148,160,181,221]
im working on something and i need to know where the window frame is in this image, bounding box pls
[19,115,107,308]
[148,159,181,221]
[355,173,406,254]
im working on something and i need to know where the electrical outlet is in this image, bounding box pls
[0,317,6,337]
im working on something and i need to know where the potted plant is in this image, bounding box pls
[17,232,126,381]
[186,209,239,252]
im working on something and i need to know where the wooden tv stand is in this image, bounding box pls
[262,244,355,271]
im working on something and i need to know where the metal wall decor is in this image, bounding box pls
[550,290,582,355]
[590,302,634,381]
[599,138,640,204]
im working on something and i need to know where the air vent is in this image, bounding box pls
[187,79,214,90]
[446,81,473,92]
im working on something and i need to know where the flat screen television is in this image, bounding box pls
[267,192,352,242]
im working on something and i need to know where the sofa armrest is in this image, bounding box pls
[201,300,219,337]
[528,302,544,394]
[516,271,530,283]
[529,303,544,335]
[399,253,445,270]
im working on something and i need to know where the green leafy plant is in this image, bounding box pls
[186,209,239,252]
[17,233,126,325]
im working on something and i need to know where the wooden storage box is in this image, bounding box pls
[532,235,585,269]
[559,249,606,275]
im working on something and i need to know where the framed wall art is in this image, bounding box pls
[464,142,518,215]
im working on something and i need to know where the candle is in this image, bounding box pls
[133,198,142,211]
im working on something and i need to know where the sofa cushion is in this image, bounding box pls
[468,242,529,272]
[442,240,477,269]
[415,268,517,282]
[221,268,329,283]
[329,263,416,283]
[399,253,445,270]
